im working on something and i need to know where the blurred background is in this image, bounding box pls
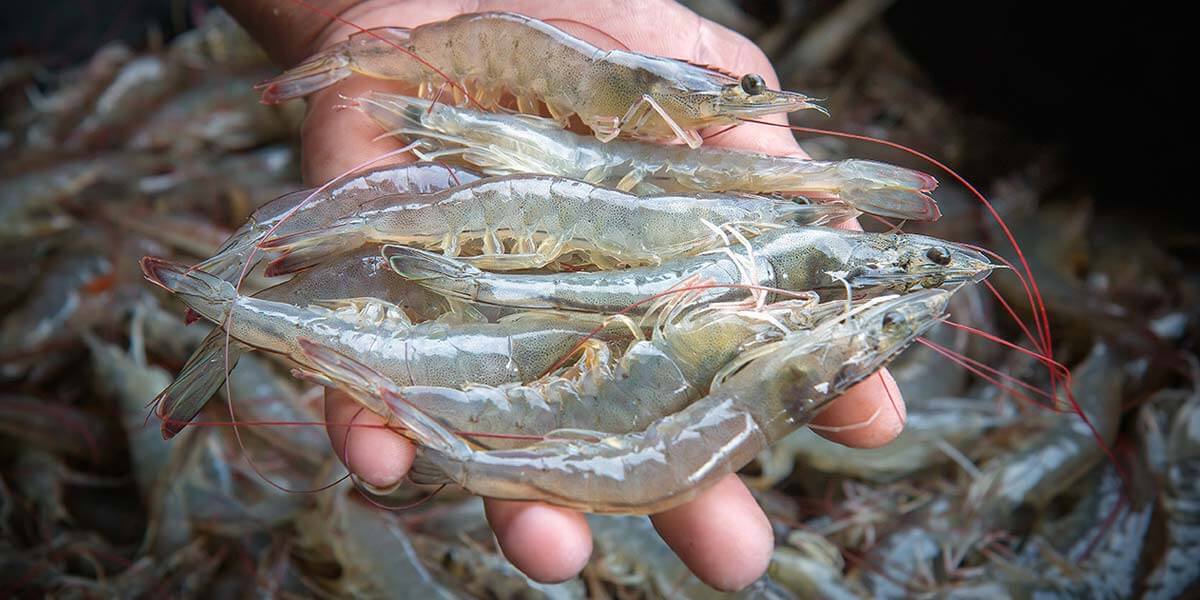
[1,1,1196,598]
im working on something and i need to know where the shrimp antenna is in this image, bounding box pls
[737,118,1052,363]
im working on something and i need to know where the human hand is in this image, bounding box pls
[223,0,906,590]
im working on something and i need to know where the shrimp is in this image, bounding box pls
[155,246,458,438]
[258,12,822,148]
[140,258,630,393]
[384,226,992,316]
[752,394,1010,487]
[258,174,859,274]
[359,92,941,221]
[294,485,460,600]
[587,515,793,599]
[296,288,951,514]
[303,294,851,447]
[966,343,1124,525]
[1142,377,1200,600]
[194,161,481,282]
[410,533,585,600]
[770,531,866,600]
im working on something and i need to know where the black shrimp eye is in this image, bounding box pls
[882,311,904,329]
[925,246,952,266]
[740,73,766,95]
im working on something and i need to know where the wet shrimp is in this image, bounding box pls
[360,92,941,221]
[140,258,630,392]
[303,294,853,447]
[155,246,459,438]
[296,289,951,514]
[259,12,822,147]
[385,226,993,316]
[195,161,481,282]
[258,174,859,274]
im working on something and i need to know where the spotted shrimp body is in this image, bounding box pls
[360,92,941,221]
[259,12,822,147]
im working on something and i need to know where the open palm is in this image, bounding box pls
[223,0,907,590]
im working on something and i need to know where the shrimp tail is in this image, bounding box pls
[154,330,247,439]
[256,27,413,103]
[259,223,367,276]
[382,245,482,302]
[139,258,235,324]
[257,47,353,103]
[843,185,941,221]
[295,338,469,485]
[839,161,941,221]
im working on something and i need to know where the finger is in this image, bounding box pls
[484,499,593,583]
[650,474,773,592]
[809,369,906,449]
[324,389,414,489]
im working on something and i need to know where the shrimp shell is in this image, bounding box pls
[361,92,941,221]
[297,290,950,514]
[258,174,859,275]
[259,12,822,147]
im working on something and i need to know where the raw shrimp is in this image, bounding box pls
[0,160,103,242]
[385,226,992,316]
[258,174,859,274]
[0,240,112,368]
[306,294,850,447]
[940,464,1153,599]
[752,394,1010,487]
[360,92,941,221]
[410,533,585,600]
[769,530,866,600]
[259,12,822,147]
[1142,382,1200,600]
[966,343,1123,525]
[294,485,459,599]
[155,246,457,438]
[141,258,630,392]
[587,515,793,599]
[195,161,481,282]
[297,289,951,514]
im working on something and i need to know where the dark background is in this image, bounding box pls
[2,1,1182,209]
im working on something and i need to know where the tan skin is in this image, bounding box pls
[220,0,907,590]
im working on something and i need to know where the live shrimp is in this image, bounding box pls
[301,294,850,447]
[359,92,940,221]
[296,289,951,514]
[257,174,859,274]
[259,12,823,148]
[384,226,992,316]
[140,258,630,392]
[194,161,481,282]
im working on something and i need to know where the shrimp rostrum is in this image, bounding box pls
[259,12,822,147]
[257,174,859,274]
[296,289,952,514]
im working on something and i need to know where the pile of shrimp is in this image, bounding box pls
[2,4,1197,598]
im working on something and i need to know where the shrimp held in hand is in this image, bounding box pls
[259,12,822,147]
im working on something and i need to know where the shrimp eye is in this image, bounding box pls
[925,246,952,266]
[882,311,904,329]
[740,73,766,95]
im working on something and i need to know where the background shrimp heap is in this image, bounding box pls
[1,3,1197,599]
